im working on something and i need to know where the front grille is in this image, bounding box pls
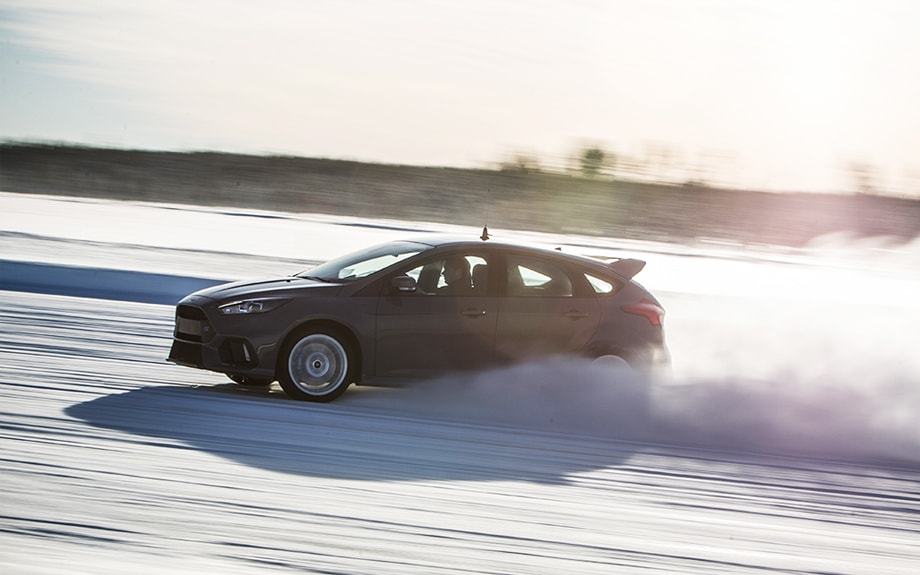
[174,305,212,342]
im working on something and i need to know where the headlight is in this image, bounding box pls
[218,298,289,315]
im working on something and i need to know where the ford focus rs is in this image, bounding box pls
[168,235,669,402]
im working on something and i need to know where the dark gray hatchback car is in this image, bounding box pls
[168,236,669,401]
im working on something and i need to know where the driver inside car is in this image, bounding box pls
[439,256,472,295]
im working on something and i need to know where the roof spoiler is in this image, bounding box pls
[607,258,646,280]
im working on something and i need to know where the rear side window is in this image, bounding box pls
[584,273,614,294]
[507,256,572,297]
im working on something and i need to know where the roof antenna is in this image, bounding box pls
[480,187,491,241]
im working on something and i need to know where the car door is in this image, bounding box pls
[375,251,497,376]
[495,253,600,361]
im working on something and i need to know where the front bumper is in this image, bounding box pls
[166,300,277,380]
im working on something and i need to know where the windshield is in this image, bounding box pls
[297,240,427,282]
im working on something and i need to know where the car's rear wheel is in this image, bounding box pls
[278,330,354,402]
[591,354,630,369]
[228,374,273,386]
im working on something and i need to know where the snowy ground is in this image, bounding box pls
[1,191,919,574]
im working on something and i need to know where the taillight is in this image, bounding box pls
[622,297,664,326]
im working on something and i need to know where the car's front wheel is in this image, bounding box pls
[278,329,355,402]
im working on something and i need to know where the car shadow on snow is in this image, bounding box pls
[65,359,655,484]
[67,355,920,480]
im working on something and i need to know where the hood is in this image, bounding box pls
[189,276,340,302]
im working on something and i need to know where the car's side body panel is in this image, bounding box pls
[375,293,499,375]
[494,295,600,362]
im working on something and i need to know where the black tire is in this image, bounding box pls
[227,374,274,386]
[277,329,355,402]
[591,354,631,369]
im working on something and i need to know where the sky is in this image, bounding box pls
[1,0,919,195]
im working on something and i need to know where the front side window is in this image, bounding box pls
[404,254,488,295]
[507,256,572,297]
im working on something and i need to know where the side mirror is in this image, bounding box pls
[390,275,417,294]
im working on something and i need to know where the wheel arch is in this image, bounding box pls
[583,340,632,365]
[276,319,364,383]
[584,339,666,372]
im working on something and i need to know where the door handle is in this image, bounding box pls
[564,310,589,320]
[462,308,487,318]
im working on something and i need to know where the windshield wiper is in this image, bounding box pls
[297,275,336,283]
